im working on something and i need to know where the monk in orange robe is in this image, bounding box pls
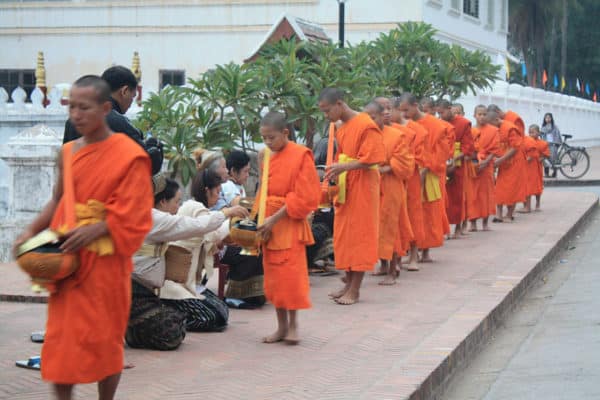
[504,109,526,137]
[319,88,385,305]
[469,105,501,231]
[420,97,437,115]
[438,99,474,238]
[368,98,413,285]
[257,111,320,344]
[519,124,550,213]
[14,76,153,400]
[392,100,428,271]
[487,107,527,222]
[398,93,449,264]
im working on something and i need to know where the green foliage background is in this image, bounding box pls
[134,22,499,185]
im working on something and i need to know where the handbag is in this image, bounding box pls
[132,243,167,289]
[16,143,79,289]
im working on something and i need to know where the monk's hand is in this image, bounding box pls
[13,228,36,258]
[257,216,276,243]
[60,223,107,253]
[325,163,346,181]
[419,168,428,186]
[379,165,392,174]
[223,206,249,220]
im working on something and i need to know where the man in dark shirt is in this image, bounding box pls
[63,66,144,147]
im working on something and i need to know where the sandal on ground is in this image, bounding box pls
[30,331,45,343]
[492,217,503,223]
[16,356,41,371]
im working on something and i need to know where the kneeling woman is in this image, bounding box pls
[127,175,247,350]
[160,169,243,332]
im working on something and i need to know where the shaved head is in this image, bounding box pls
[73,75,111,104]
[396,93,418,106]
[260,110,287,130]
[318,88,345,104]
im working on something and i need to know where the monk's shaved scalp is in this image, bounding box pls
[436,99,452,109]
[73,75,111,104]
[475,104,487,111]
[486,109,500,121]
[452,103,465,113]
[364,101,384,114]
[529,124,540,132]
[420,97,435,107]
[487,104,502,114]
[260,110,287,131]
[318,88,345,104]
[397,93,418,106]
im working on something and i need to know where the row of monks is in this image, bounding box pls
[318,90,549,304]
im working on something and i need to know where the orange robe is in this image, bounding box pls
[438,119,455,234]
[262,142,320,310]
[535,138,550,195]
[380,124,415,255]
[416,114,450,249]
[471,125,501,219]
[334,113,385,271]
[505,110,525,137]
[496,120,527,205]
[446,115,473,225]
[404,121,427,247]
[523,137,550,196]
[43,134,153,384]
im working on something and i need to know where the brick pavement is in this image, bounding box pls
[0,190,597,400]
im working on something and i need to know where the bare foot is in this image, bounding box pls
[406,263,420,271]
[328,286,348,299]
[340,276,348,284]
[460,230,469,236]
[263,329,287,344]
[468,227,478,232]
[371,269,387,276]
[284,327,300,345]
[419,257,433,263]
[517,209,531,213]
[378,275,397,285]
[482,227,492,231]
[335,292,359,305]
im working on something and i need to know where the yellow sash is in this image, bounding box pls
[257,148,270,226]
[59,199,114,255]
[337,154,378,204]
[422,172,442,202]
[453,142,462,167]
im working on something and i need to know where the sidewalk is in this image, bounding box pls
[0,191,597,400]
[543,145,600,186]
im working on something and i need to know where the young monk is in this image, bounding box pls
[469,105,501,232]
[14,75,153,400]
[257,111,320,344]
[438,99,473,238]
[452,103,466,117]
[366,99,412,285]
[488,105,527,222]
[420,97,437,115]
[392,98,427,271]
[520,124,550,212]
[398,93,450,264]
[320,88,385,305]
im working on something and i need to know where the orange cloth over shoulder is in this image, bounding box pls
[42,134,153,384]
[334,112,385,271]
[416,114,450,249]
[261,142,320,310]
[471,125,501,219]
[446,115,473,225]
[496,120,527,205]
[378,125,414,258]
[403,120,427,247]
[505,110,525,137]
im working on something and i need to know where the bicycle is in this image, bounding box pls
[545,134,590,179]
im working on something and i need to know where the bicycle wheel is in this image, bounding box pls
[559,149,590,179]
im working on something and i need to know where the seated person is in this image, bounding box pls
[219,150,266,307]
[160,169,244,331]
[127,175,247,349]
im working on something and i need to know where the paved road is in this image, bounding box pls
[443,187,600,400]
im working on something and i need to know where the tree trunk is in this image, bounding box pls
[560,0,568,80]
[548,17,558,89]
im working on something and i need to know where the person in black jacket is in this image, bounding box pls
[63,66,142,146]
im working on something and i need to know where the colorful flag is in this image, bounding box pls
[542,70,548,86]
[561,76,566,91]
[576,78,581,92]
[594,92,598,102]
[553,74,559,89]
[521,63,527,78]
[585,82,591,95]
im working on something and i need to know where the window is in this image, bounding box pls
[159,70,185,89]
[0,69,35,102]
[486,0,495,29]
[463,0,479,18]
